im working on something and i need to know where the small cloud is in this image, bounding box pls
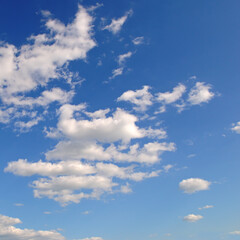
[163,164,174,172]
[82,211,90,215]
[14,203,24,207]
[183,214,203,222]
[132,36,144,45]
[179,178,211,194]
[231,121,240,134]
[188,82,215,105]
[198,205,214,210]
[230,231,240,235]
[103,10,133,34]
[44,211,51,215]
[118,51,132,65]
[187,154,196,158]
[109,67,123,79]
[189,75,197,80]
[164,233,172,237]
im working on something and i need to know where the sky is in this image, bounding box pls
[0,0,240,239]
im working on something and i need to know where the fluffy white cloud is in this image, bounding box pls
[230,231,240,235]
[132,36,144,45]
[198,205,214,210]
[183,214,203,222]
[57,105,143,143]
[188,82,214,105]
[179,178,211,194]
[0,5,95,97]
[0,214,64,240]
[0,5,96,131]
[6,100,175,205]
[117,86,153,111]
[118,51,132,65]
[156,83,186,104]
[103,10,132,34]
[231,121,240,134]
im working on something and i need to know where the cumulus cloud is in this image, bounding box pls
[0,214,64,240]
[183,214,203,222]
[103,10,132,34]
[117,86,153,111]
[231,121,240,134]
[0,5,96,129]
[6,100,175,205]
[179,178,211,194]
[156,84,186,105]
[188,82,214,105]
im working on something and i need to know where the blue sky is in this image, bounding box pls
[0,0,240,239]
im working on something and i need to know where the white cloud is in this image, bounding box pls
[231,121,240,134]
[132,36,144,45]
[0,214,64,240]
[6,87,176,205]
[57,105,143,143]
[230,231,240,235]
[188,82,214,105]
[198,205,214,210]
[0,5,95,97]
[79,237,104,240]
[109,67,124,79]
[103,10,132,34]
[117,86,153,111]
[0,5,96,130]
[118,51,132,65]
[183,214,203,222]
[179,178,211,194]
[156,83,186,104]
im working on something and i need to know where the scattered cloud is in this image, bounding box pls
[132,36,144,45]
[183,214,203,222]
[188,82,215,105]
[14,203,24,207]
[103,10,132,34]
[79,237,104,240]
[118,51,132,65]
[0,214,64,240]
[179,178,211,194]
[231,121,240,134]
[156,83,186,105]
[109,67,124,79]
[230,231,240,235]
[117,85,153,111]
[198,205,214,210]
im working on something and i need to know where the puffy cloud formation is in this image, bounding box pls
[183,214,203,222]
[117,86,153,111]
[6,101,175,205]
[188,82,215,105]
[156,84,186,105]
[231,121,240,134]
[0,214,64,240]
[103,10,132,34]
[179,178,211,194]
[0,5,95,127]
